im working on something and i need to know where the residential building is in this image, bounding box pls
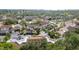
[12,24,22,31]
[23,16,38,21]
[0,25,12,35]
[27,35,47,44]
[7,32,29,44]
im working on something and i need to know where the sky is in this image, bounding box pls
[0,0,79,10]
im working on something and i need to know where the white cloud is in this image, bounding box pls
[0,0,79,10]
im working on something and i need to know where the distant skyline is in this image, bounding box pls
[0,0,79,10]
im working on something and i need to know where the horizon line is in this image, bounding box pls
[0,9,79,11]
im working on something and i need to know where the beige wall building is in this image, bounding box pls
[27,35,46,44]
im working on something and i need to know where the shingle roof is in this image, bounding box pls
[28,35,45,40]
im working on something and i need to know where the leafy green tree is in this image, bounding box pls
[4,19,17,25]
[47,43,55,50]
[48,31,60,39]
[4,33,11,42]
[3,43,13,50]
[35,28,40,35]
[0,42,20,50]
[40,39,48,50]
[20,20,27,26]
[74,29,79,34]
[0,43,14,50]
[53,40,65,50]
[64,32,79,50]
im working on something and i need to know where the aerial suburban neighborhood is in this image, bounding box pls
[0,9,79,50]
